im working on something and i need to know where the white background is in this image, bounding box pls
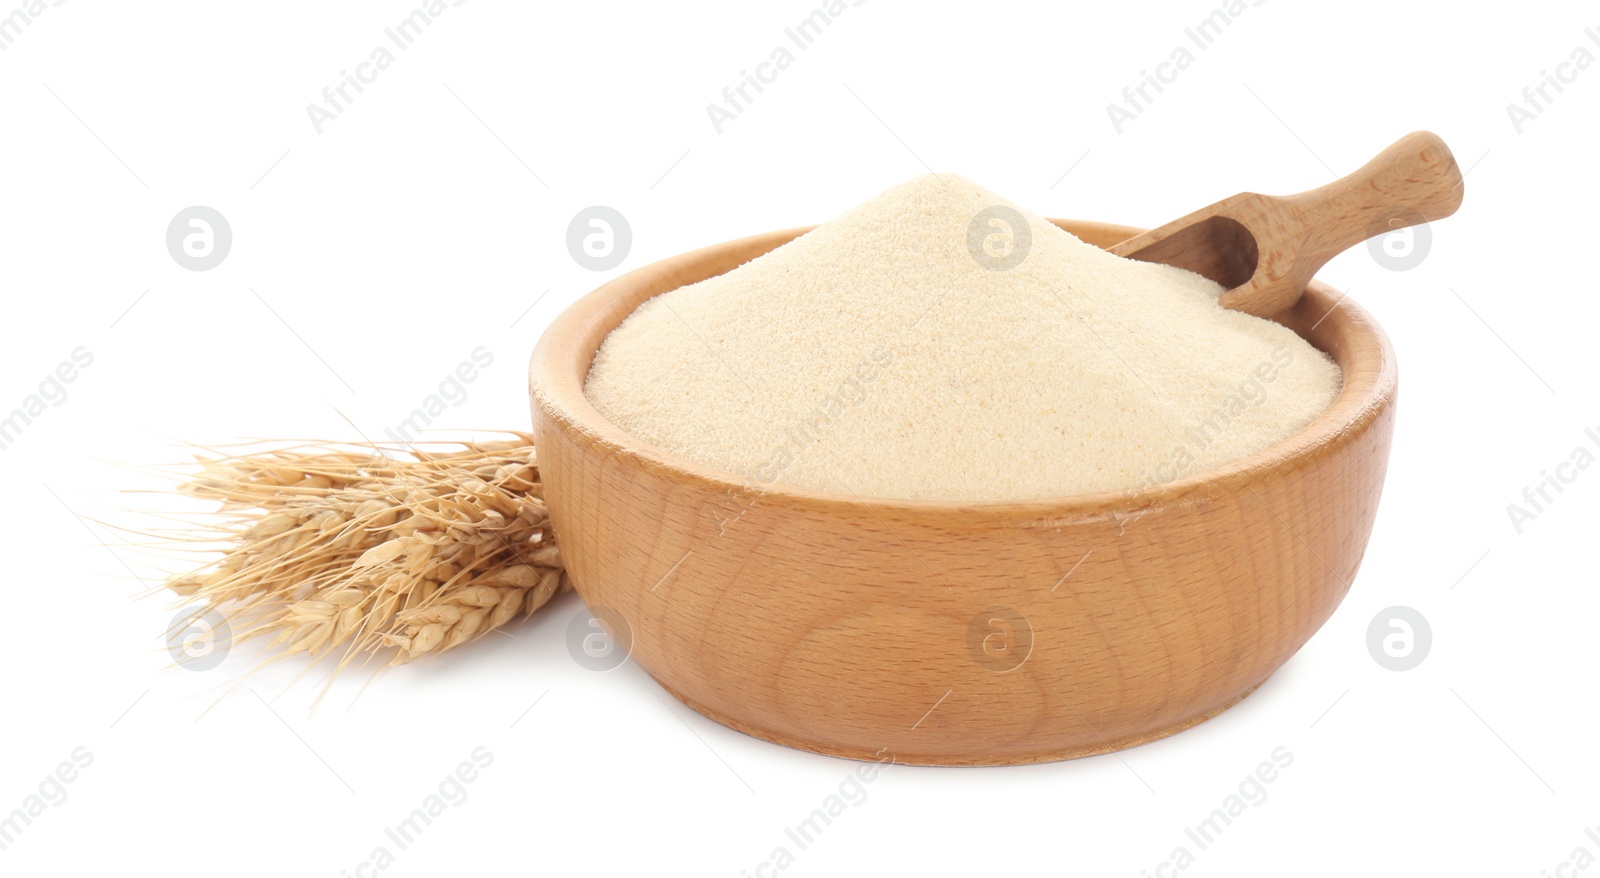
[2,1,1595,875]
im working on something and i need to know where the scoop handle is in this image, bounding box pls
[1283,131,1464,282]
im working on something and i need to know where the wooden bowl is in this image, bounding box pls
[529,219,1397,766]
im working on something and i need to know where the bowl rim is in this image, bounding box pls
[529,218,1397,520]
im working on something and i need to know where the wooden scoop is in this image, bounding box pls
[1109,131,1464,317]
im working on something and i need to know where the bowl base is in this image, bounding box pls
[650,674,1271,767]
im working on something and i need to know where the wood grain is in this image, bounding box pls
[529,219,1398,766]
[1111,131,1463,317]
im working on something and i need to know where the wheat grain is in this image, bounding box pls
[161,432,569,672]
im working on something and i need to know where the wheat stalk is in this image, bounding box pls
[162,432,569,671]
